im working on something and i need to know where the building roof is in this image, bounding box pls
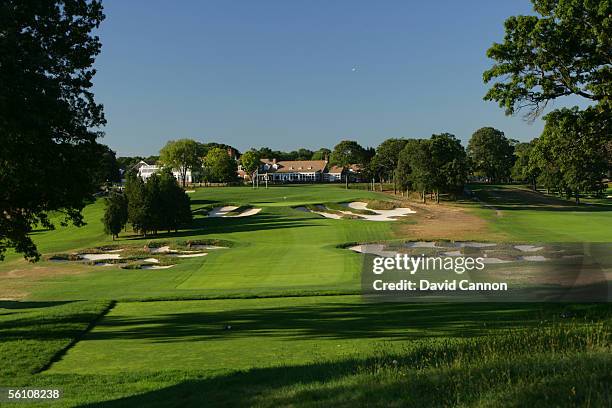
[261,159,328,173]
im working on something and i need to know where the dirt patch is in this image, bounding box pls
[392,200,507,241]
[0,261,93,300]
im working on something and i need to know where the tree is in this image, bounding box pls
[0,0,106,261]
[467,127,515,183]
[311,148,331,160]
[240,149,262,188]
[531,108,609,202]
[158,168,192,233]
[159,139,201,187]
[483,0,611,118]
[399,140,435,203]
[102,192,128,240]
[92,145,121,187]
[330,140,366,189]
[372,139,408,193]
[396,139,422,194]
[125,173,148,235]
[511,141,539,190]
[429,133,468,202]
[203,147,238,183]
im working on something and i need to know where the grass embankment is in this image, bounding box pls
[1,298,609,406]
[467,184,612,242]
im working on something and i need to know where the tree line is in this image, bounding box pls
[103,168,192,239]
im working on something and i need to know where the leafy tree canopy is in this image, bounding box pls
[203,147,238,183]
[483,0,611,118]
[159,139,201,187]
[467,127,516,183]
[0,0,106,261]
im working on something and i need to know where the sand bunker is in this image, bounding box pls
[141,265,175,270]
[171,253,207,258]
[79,253,122,261]
[188,245,227,250]
[515,245,544,252]
[301,202,415,221]
[208,206,261,218]
[142,258,159,263]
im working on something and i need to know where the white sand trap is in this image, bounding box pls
[345,202,415,221]
[208,206,238,217]
[406,241,437,248]
[348,244,398,257]
[521,255,548,262]
[106,248,125,253]
[306,202,415,221]
[229,208,262,217]
[189,245,228,250]
[141,265,175,270]
[514,245,544,252]
[457,242,497,248]
[79,253,122,261]
[151,246,172,253]
[171,253,208,258]
[443,251,462,257]
[313,211,343,219]
[481,257,513,264]
[185,190,196,193]
[142,258,159,263]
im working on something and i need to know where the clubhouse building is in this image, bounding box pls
[251,159,359,183]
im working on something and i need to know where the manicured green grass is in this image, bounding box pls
[1,184,611,407]
[2,299,609,407]
[1,185,396,300]
[467,184,612,242]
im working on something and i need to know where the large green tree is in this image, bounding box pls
[203,147,238,183]
[0,0,106,261]
[240,149,262,188]
[429,133,468,201]
[467,127,515,183]
[531,108,609,201]
[330,140,366,189]
[159,139,201,187]
[483,0,611,118]
[371,138,408,193]
[102,191,128,240]
[311,148,331,161]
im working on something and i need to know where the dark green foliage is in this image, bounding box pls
[467,127,515,183]
[330,140,366,188]
[512,141,540,189]
[371,139,408,192]
[429,133,468,198]
[483,0,611,117]
[530,108,610,201]
[159,139,201,187]
[125,170,192,236]
[0,0,106,261]
[311,148,331,160]
[203,147,238,183]
[102,192,128,239]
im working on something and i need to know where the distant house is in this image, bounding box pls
[133,161,193,184]
[252,159,363,183]
[258,159,328,183]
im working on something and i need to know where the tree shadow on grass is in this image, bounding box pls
[79,350,609,407]
[0,300,76,310]
[469,187,612,212]
[81,302,604,344]
[122,213,323,241]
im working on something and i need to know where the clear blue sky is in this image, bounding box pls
[93,0,579,156]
